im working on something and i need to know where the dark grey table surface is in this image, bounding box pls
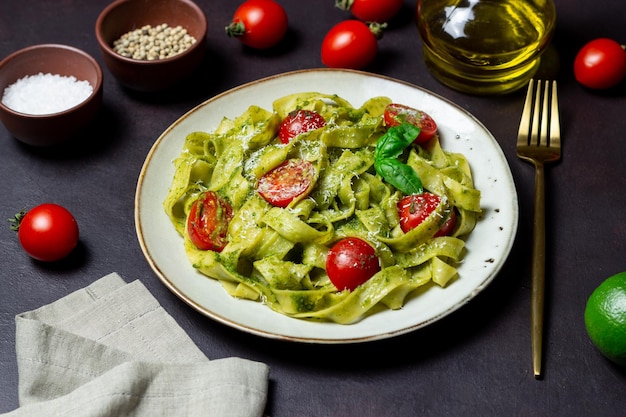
[1,0,625,415]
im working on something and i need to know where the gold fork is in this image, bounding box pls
[516,79,561,379]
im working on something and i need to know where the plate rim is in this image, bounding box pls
[134,68,519,344]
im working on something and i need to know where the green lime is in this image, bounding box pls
[584,271,626,366]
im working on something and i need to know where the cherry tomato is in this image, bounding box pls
[225,0,288,49]
[336,0,403,23]
[574,38,626,89]
[398,192,455,236]
[258,159,316,207]
[321,20,382,69]
[187,191,233,252]
[326,237,381,291]
[278,110,326,144]
[434,208,457,237]
[384,103,438,144]
[11,203,79,262]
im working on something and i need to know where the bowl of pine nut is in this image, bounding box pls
[95,0,207,92]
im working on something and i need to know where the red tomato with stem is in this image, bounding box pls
[187,191,233,252]
[384,103,438,144]
[321,20,383,69]
[11,203,79,262]
[574,38,626,89]
[225,0,288,49]
[398,193,456,237]
[326,237,381,291]
[336,0,403,23]
[258,159,316,207]
[278,110,326,144]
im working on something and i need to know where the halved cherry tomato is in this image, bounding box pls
[398,192,455,236]
[11,203,79,262]
[574,38,626,90]
[278,110,326,144]
[384,103,438,144]
[336,0,403,24]
[326,237,381,291]
[434,208,457,237]
[321,20,382,70]
[225,0,288,49]
[258,159,316,207]
[187,191,233,252]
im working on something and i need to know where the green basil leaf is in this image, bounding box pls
[374,123,420,161]
[374,123,423,195]
[374,158,423,195]
[396,123,421,146]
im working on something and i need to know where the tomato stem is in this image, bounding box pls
[7,209,25,232]
[225,20,246,38]
[334,0,355,12]
[368,22,387,40]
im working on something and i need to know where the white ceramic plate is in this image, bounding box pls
[135,69,518,343]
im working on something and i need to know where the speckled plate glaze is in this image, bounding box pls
[135,69,518,343]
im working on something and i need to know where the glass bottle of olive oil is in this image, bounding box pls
[417,0,556,95]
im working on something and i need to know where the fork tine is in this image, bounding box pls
[517,79,535,148]
[550,81,561,148]
[531,80,543,147]
[539,81,550,147]
[517,79,561,151]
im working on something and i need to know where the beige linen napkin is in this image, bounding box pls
[1,272,269,416]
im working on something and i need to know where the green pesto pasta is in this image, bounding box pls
[163,92,481,324]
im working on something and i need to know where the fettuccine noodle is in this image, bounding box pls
[164,93,481,324]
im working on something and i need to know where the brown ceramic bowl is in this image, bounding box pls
[95,0,207,92]
[0,44,104,146]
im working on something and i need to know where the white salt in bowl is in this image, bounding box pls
[0,44,103,146]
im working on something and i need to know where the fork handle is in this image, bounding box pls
[531,162,546,378]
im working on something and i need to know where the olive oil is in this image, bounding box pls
[417,0,556,94]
